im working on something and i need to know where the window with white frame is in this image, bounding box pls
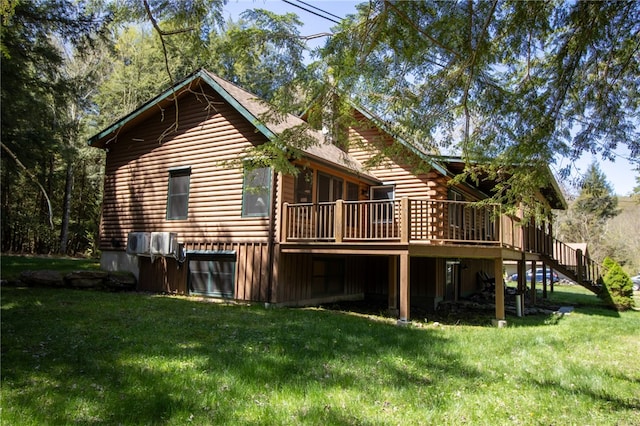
[370,185,395,223]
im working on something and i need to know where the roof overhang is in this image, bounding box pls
[434,156,567,210]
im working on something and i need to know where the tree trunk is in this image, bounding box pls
[59,160,74,254]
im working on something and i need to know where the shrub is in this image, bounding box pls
[599,257,635,311]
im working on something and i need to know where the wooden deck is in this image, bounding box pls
[284,198,523,248]
[281,198,600,285]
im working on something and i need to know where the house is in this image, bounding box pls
[89,69,600,323]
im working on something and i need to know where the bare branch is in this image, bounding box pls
[1,142,54,229]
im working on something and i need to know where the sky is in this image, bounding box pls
[223,0,638,196]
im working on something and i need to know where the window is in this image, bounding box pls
[167,167,191,220]
[370,185,395,223]
[346,182,359,201]
[317,172,343,202]
[295,167,313,203]
[242,166,271,217]
[448,189,464,231]
[188,253,236,298]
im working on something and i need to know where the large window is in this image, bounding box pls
[370,185,395,223]
[317,172,343,202]
[188,253,236,298]
[242,166,271,217]
[295,167,313,203]
[448,189,464,231]
[167,167,191,220]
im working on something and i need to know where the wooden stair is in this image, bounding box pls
[542,256,602,294]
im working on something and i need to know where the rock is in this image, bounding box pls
[19,270,64,287]
[64,270,108,289]
[105,272,136,291]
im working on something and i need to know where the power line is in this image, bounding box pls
[291,0,343,21]
[281,0,341,24]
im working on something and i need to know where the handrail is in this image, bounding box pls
[282,197,601,285]
[283,198,503,245]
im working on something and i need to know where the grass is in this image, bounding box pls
[2,284,639,425]
[0,255,100,281]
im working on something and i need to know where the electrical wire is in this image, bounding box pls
[290,0,343,21]
[281,0,341,24]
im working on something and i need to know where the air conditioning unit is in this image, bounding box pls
[150,232,178,256]
[126,232,151,255]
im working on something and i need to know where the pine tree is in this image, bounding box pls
[599,257,635,311]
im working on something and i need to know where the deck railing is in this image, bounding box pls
[552,238,600,284]
[282,197,601,286]
[282,198,504,246]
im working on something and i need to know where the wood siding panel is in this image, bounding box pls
[178,241,269,302]
[347,111,448,200]
[99,85,272,251]
[276,253,373,304]
[138,256,188,294]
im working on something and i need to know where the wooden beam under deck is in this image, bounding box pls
[279,242,409,255]
[280,241,531,261]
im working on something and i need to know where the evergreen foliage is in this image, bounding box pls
[557,162,619,264]
[319,1,640,211]
[599,257,635,311]
[0,0,108,254]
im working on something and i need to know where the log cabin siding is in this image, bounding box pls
[347,111,448,200]
[99,84,272,250]
[135,241,270,302]
[275,253,370,304]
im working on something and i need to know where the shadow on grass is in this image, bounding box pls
[527,374,640,412]
[1,287,482,424]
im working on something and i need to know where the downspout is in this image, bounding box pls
[266,169,277,305]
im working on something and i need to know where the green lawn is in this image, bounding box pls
[1,255,100,281]
[2,285,639,425]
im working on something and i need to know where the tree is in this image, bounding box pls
[204,9,310,111]
[574,163,619,221]
[599,257,635,311]
[1,0,107,253]
[557,162,619,263]
[316,1,639,212]
[603,202,640,275]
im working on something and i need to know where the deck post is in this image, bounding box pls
[530,260,537,305]
[493,257,506,326]
[335,200,344,243]
[517,256,526,314]
[400,197,410,243]
[576,249,583,284]
[398,252,410,324]
[542,263,548,299]
[496,206,502,246]
[281,202,289,242]
[388,256,399,316]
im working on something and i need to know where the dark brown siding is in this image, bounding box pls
[347,110,448,200]
[99,84,271,251]
[276,253,377,304]
[182,241,270,302]
[138,257,188,294]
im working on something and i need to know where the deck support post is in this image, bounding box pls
[493,257,506,326]
[281,202,289,242]
[400,197,410,244]
[335,200,343,243]
[398,252,410,324]
[388,256,398,316]
[542,263,548,299]
[530,260,537,305]
[517,256,526,315]
[576,249,584,284]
